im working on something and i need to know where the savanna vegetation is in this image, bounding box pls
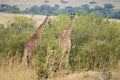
[0,12,120,80]
[0,3,120,19]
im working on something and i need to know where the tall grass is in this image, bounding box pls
[0,65,37,80]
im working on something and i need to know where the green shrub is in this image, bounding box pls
[0,16,35,57]
[35,13,120,78]
[70,13,120,71]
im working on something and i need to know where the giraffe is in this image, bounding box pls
[58,14,76,69]
[22,15,51,65]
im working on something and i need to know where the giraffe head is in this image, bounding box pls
[46,15,51,25]
[70,13,76,22]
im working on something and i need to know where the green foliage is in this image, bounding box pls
[0,13,120,78]
[110,11,120,19]
[0,16,35,56]
[103,3,114,10]
[70,13,120,71]
[36,14,69,78]
[0,5,20,13]
[36,13,120,78]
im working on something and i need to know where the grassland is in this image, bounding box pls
[0,12,120,80]
[0,66,37,80]
[0,12,119,27]
[0,66,119,80]
[0,12,55,27]
[0,0,120,10]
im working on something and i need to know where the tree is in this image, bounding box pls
[81,4,91,14]
[40,5,54,14]
[82,4,89,9]
[53,5,60,10]
[29,6,40,13]
[103,3,114,10]
[65,6,73,13]
[89,1,97,4]
[109,11,120,19]
[94,6,103,11]
[60,0,68,4]
[44,0,49,3]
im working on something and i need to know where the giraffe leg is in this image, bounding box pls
[59,49,69,69]
[22,48,31,66]
[59,50,65,69]
[65,48,70,68]
[22,49,28,63]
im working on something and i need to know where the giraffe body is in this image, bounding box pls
[23,15,51,65]
[58,14,75,69]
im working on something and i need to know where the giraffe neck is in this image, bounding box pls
[62,18,75,37]
[68,19,74,31]
[36,16,49,34]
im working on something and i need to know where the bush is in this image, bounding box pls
[70,13,120,71]
[36,13,120,78]
[0,16,35,57]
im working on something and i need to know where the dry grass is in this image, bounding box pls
[0,65,37,80]
[0,53,38,80]
[49,70,120,80]
[0,12,55,27]
[48,71,97,80]
[0,65,120,80]
[0,12,44,27]
[0,12,120,28]
[108,19,120,23]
